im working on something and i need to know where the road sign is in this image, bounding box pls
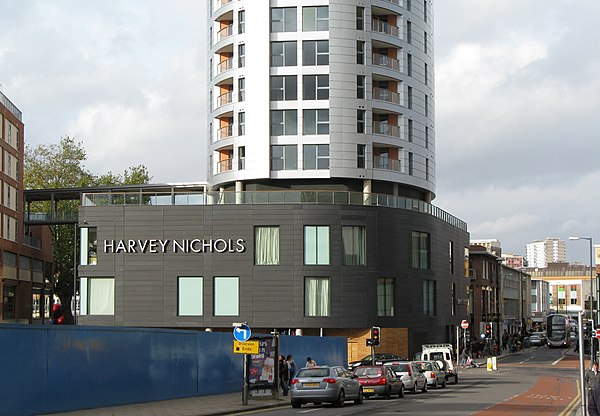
[461,320,469,329]
[233,340,259,354]
[595,329,600,339]
[233,324,252,342]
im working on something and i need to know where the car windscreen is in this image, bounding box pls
[429,352,445,361]
[354,367,383,377]
[296,368,329,378]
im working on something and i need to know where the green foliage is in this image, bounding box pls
[24,136,152,322]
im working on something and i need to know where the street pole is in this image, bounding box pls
[579,311,586,415]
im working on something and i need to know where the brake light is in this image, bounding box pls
[323,378,337,384]
[407,366,412,376]
[378,377,387,385]
[291,379,300,385]
[430,372,435,378]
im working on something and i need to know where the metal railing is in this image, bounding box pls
[216,58,233,75]
[216,125,234,141]
[216,158,233,173]
[216,91,233,108]
[372,53,400,71]
[0,91,22,121]
[373,121,401,137]
[372,20,400,38]
[81,190,467,231]
[373,87,400,104]
[22,235,42,249]
[216,24,233,43]
[373,155,402,172]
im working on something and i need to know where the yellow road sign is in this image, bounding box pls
[233,340,259,354]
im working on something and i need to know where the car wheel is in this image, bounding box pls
[442,378,447,388]
[413,382,419,394]
[354,388,364,405]
[385,385,393,399]
[398,385,404,398]
[454,374,459,385]
[422,381,428,393]
[291,400,302,409]
[334,389,345,407]
[433,380,438,389]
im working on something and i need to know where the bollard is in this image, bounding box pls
[487,358,492,372]
[492,356,497,371]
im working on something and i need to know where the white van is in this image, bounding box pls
[420,344,458,384]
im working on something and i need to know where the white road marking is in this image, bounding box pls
[299,409,322,413]
[551,356,564,366]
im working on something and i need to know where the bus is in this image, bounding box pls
[546,314,571,348]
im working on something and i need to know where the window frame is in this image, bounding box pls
[302,6,329,31]
[305,277,330,317]
[271,41,297,67]
[303,144,330,170]
[270,109,298,136]
[304,225,330,265]
[214,277,239,316]
[377,277,395,317]
[255,226,280,265]
[178,276,203,316]
[271,7,297,33]
[303,40,329,66]
[303,109,329,135]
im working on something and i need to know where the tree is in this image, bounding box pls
[25,136,151,323]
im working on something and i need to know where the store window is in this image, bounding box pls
[255,226,280,265]
[304,226,329,265]
[412,231,430,269]
[305,277,330,316]
[342,226,366,265]
[214,277,239,316]
[80,227,98,265]
[178,277,203,316]
[377,278,394,316]
[80,277,115,315]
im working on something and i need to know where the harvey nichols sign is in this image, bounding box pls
[103,238,246,254]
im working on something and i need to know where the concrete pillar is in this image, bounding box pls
[363,179,371,205]
[235,181,244,204]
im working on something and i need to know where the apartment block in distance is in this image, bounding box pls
[76,0,470,358]
[0,91,53,323]
[526,238,566,268]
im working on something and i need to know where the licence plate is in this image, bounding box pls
[363,388,375,393]
[303,382,320,387]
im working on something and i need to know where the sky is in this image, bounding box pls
[0,0,598,263]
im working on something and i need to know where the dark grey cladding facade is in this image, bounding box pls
[78,203,469,354]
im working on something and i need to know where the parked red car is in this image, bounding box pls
[352,365,404,398]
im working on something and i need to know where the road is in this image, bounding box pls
[247,346,580,415]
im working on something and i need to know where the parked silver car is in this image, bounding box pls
[414,360,446,388]
[384,361,428,393]
[290,366,363,408]
[529,334,543,346]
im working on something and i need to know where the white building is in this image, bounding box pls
[207,0,435,200]
[525,238,566,268]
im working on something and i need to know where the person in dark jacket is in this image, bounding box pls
[589,381,600,416]
[278,355,289,396]
[587,362,600,393]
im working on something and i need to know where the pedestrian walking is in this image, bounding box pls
[278,355,289,396]
[305,357,317,367]
[286,354,296,385]
[587,362,600,394]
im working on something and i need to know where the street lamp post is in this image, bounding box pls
[570,236,595,366]
[570,237,594,324]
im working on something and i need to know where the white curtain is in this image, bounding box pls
[255,227,279,265]
[89,278,114,315]
[342,226,366,265]
[305,277,329,316]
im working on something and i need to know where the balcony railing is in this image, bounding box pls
[22,235,42,249]
[372,53,400,71]
[372,20,400,38]
[373,87,400,104]
[216,91,233,108]
[216,158,233,173]
[373,121,401,138]
[81,190,467,231]
[216,0,233,9]
[373,155,402,172]
[216,125,234,141]
[216,58,233,75]
[216,24,233,43]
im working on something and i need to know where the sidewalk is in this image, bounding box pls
[45,392,289,416]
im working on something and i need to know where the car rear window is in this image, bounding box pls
[389,364,409,372]
[296,368,329,378]
[354,367,383,377]
[416,361,432,370]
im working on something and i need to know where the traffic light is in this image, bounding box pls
[485,323,492,338]
[371,326,381,346]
